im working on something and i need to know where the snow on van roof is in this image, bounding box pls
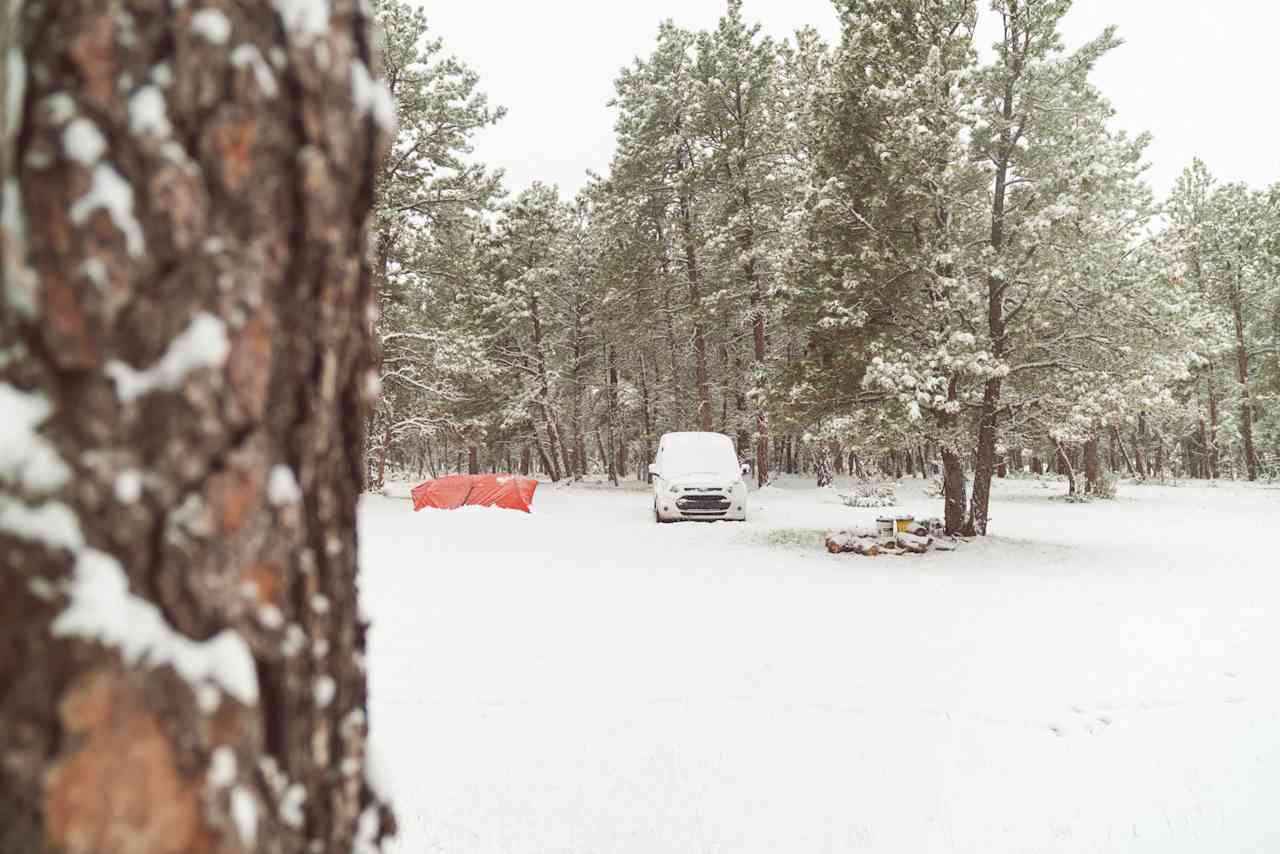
[660,432,739,479]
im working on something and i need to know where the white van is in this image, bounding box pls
[648,432,748,523]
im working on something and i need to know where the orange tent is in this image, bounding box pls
[411,474,538,514]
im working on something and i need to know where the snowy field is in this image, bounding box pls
[361,476,1280,853]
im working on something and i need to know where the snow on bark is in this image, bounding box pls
[282,623,306,657]
[280,783,307,828]
[62,117,107,165]
[190,9,232,45]
[268,463,303,506]
[68,163,146,256]
[208,745,237,789]
[0,498,84,551]
[0,383,72,493]
[5,47,23,146]
[114,468,143,503]
[351,60,396,130]
[106,311,230,401]
[52,549,260,705]
[230,43,279,97]
[273,0,331,41]
[230,784,259,847]
[80,257,107,289]
[313,674,336,708]
[352,806,381,854]
[1,177,37,316]
[127,85,172,138]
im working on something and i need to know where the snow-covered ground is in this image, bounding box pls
[361,475,1280,853]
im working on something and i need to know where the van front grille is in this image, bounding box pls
[677,495,731,511]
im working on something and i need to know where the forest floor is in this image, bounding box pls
[361,474,1280,854]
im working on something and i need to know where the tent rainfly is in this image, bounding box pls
[411,474,538,514]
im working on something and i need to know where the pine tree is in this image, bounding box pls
[2,3,393,851]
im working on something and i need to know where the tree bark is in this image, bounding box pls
[815,443,834,488]
[1112,425,1135,477]
[1230,284,1260,481]
[965,375,1002,536]
[638,351,655,483]
[527,291,565,482]
[941,445,967,537]
[965,34,1017,537]
[606,344,620,487]
[746,228,769,489]
[0,4,394,852]
[1207,371,1221,479]
[1084,435,1100,493]
[677,190,712,431]
[941,379,967,536]
[1131,431,1148,479]
[1055,439,1078,496]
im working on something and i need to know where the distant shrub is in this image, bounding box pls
[839,480,898,508]
[923,476,944,498]
[1090,471,1118,499]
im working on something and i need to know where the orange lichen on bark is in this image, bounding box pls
[239,562,282,607]
[210,118,258,192]
[207,464,263,535]
[41,270,99,369]
[44,669,218,854]
[229,314,273,419]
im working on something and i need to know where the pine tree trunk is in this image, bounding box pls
[468,446,479,476]
[1111,426,1135,476]
[606,345,621,486]
[747,241,769,489]
[528,292,566,482]
[0,4,394,852]
[677,193,712,432]
[965,378,1002,536]
[1230,286,1259,481]
[942,445,967,537]
[1084,435,1101,493]
[965,34,1018,538]
[1131,431,1148,479]
[941,379,967,536]
[1055,439,1078,496]
[1207,372,1221,479]
[374,423,392,490]
[595,430,612,482]
[815,443,834,488]
[638,351,655,483]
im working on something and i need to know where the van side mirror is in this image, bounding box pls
[648,463,659,477]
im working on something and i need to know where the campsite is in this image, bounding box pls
[366,474,1280,853]
[5,0,1279,853]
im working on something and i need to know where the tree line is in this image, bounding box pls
[370,0,1280,536]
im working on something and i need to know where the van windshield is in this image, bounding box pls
[661,433,740,480]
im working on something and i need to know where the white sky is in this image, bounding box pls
[421,1,1280,200]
